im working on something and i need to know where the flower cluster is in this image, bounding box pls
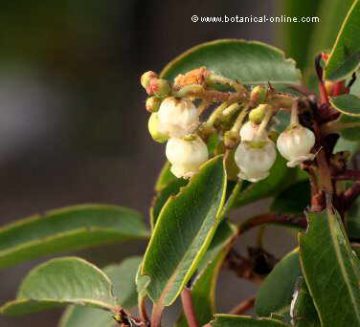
[140,69,316,181]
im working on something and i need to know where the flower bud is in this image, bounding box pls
[145,96,161,112]
[147,78,171,97]
[140,71,157,89]
[276,125,315,167]
[239,121,260,142]
[148,113,168,143]
[249,104,267,124]
[166,135,208,179]
[224,130,240,149]
[250,85,267,104]
[234,140,276,182]
[157,97,200,137]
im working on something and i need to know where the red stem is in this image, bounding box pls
[229,297,256,315]
[181,288,199,327]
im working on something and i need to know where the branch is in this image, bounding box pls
[335,170,360,181]
[237,213,307,236]
[229,296,256,315]
[181,287,199,327]
[343,182,360,210]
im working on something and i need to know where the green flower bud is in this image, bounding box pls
[249,104,268,124]
[224,130,240,149]
[145,96,161,112]
[148,113,168,143]
[140,71,157,89]
[250,85,267,104]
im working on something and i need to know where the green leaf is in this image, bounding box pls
[306,0,354,74]
[138,156,227,307]
[60,306,114,327]
[277,0,322,70]
[150,178,188,228]
[271,181,311,214]
[330,94,360,117]
[155,161,177,192]
[1,257,116,316]
[325,0,360,80]
[299,209,360,326]
[0,204,148,269]
[209,314,288,327]
[256,249,301,320]
[337,113,360,140]
[60,256,142,327]
[348,197,360,240]
[160,39,301,85]
[176,221,236,327]
[292,277,320,327]
[232,155,293,208]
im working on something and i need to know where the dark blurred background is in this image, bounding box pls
[0,0,349,325]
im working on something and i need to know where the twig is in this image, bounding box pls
[334,170,360,181]
[343,182,360,210]
[237,213,307,236]
[229,296,256,315]
[181,288,199,327]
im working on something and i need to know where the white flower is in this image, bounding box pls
[165,135,208,179]
[277,125,315,167]
[157,97,200,137]
[239,121,260,141]
[234,140,276,182]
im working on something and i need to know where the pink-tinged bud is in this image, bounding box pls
[277,125,315,167]
[146,78,171,97]
[234,140,276,182]
[140,71,157,89]
[145,96,161,112]
[250,85,267,104]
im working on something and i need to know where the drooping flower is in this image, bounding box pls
[234,139,276,182]
[157,97,200,137]
[277,125,315,167]
[165,135,208,178]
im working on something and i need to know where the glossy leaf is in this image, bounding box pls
[279,0,322,70]
[306,0,354,73]
[292,277,320,327]
[60,306,114,327]
[177,221,236,327]
[60,256,142,327]
[256,249,301,320]
[336,113,360,142]
[160,40,301,85]
[271,181,311,214]
[209,314,288,327]
[231,155,293,208]
[0,204,148,269]
[1,257,116,316]
[348,197,360,240]
[330,94,360,117]
[154,161,177,192]
[325,0,360,80]
[150,178,188,228]
[138,156,227,307]
[299,209,360,326]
